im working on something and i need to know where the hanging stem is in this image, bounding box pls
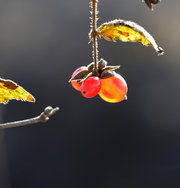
[90,0,99,75]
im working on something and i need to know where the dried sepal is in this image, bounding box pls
[70,59,120,84]
[69,67,89,82]
[100,70,115,79]
[97,19,164,55]
[102,65,120,71]
[143,0,161,10]
[79,72,93,84]
[87,59,108,72]
[98,59,107,70]
[87,59,120,79]
[87,62,94,72]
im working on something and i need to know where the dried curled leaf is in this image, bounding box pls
[97,19,164,55]
[0,78,35,104]
[143,0,161,10]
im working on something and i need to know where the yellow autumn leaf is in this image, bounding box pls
[97,19,164,55]
[0,78,35,104]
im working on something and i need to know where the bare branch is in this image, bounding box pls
[0,106,59,130]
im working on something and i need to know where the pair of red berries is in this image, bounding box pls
[70,59,128,103]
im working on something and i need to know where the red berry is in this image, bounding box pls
[99,73,127,103]
[81,76,101,98]
[71,66,87,91]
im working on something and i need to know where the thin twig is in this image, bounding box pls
[90,0,99,75]
[0,106,59,130]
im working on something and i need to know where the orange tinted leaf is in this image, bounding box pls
[0,78,35,104]
[97,19,164,55]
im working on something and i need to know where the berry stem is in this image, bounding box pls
[90,0,99,75]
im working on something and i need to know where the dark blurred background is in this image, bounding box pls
[0,0,180,187]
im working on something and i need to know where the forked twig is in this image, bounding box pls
[0,106,59,130]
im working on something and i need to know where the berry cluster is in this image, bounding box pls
[70,59,128,103]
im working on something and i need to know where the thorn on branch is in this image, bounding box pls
[89,30,101,43]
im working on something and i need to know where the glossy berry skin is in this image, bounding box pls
[81,76,101,98]
[99,73,127,103]
[71,66,86,91]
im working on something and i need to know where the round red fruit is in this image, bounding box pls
[71,66,87,91]
[81,76,101,98]
[99,73,127,103]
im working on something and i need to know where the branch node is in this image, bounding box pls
[40,106,59,123]
[0,106,59,130]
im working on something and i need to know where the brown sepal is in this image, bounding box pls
[144,0,161,10]
[100,70,115,79]
[69,68,89,82]
[102,65,120,71]
[79,72,93,83]
[87,62,94,72]
[98,59,107,70]
[87,59,107,72]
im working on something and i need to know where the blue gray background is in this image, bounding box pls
[0,0,180,187]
